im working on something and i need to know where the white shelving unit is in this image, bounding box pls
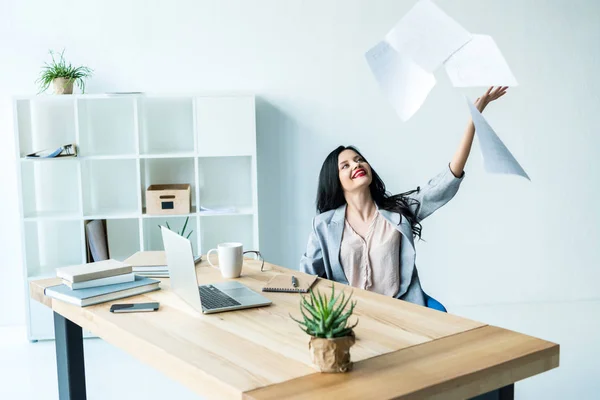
[14,94,259,341]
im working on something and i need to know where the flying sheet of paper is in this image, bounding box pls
[444,35,518,87]
[384,0,472,72]
[365,40,436,122]
[467,98,529,180]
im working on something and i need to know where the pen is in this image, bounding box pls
[291,275,299,288]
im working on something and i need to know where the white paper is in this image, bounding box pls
[384,0,472,72]
[467,98,529,180]
[445,35,518,87]
[365,40,436,121]
[199,206,236,214]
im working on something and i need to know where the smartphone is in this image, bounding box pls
[110,302,159,313]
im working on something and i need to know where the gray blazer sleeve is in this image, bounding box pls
[299,217,326,277]
[407,164,464,222]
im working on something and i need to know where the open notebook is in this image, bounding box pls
[262,274,318,293]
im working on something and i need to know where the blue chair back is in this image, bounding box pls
[424,293,447,312]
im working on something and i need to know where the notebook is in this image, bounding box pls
[62,272,135,290]
[262,274,318,293]
[56,259,132,283]
[45,276,160,307]
[124,251,201,277]
[124,251,167,270]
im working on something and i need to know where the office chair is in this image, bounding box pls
[424,292,447,312]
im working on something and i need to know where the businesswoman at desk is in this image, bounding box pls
[300,87,508,311]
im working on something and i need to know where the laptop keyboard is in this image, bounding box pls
[199,285,241,310]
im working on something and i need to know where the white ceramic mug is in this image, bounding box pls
[207,242,243,278]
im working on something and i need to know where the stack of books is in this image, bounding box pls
[45,259,160,307]
[124,251,169,277]
[57,259,134,289]
[124,251,202,277]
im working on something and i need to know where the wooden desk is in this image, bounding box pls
[30,259,559,400]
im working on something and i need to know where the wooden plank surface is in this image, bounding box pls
[30,258,542,399]
[244,325,559,400]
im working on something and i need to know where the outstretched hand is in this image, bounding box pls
[474,86,508,113]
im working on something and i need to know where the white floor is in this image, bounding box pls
[0,326,202,400]
[1,300,598,400]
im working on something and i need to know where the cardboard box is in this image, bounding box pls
[146,184,191,215]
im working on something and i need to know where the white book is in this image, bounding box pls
[136,273,169,278]
[56,259,132,283]
[45,276,160,307]
[126,251,200,274]
[132,266,168,272]
[133,269,169,274]
[62,272,135,290]
[125,251,167,268]
[86,220,109,262]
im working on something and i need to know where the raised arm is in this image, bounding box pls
[449,86,509,177]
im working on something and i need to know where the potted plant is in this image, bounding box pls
[158,216,193,239]
[36,49,93,94]
[291,284,358,373]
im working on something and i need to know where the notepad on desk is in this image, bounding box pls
[262,274,318,293]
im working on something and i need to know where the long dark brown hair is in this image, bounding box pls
[316,145,422,238]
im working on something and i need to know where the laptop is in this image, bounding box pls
[161,227,272,314]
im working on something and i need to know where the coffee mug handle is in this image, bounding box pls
[207,248,218,268]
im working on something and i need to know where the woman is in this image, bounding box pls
[300,87,508,308]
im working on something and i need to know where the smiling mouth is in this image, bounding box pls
[352,169,366,179]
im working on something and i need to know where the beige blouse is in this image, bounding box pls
[340,211,401,297]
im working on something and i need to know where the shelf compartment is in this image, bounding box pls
[16,98,77,158]
[196,96,255,157]
[143,216,198,256]
[77,98,137,157]
[105,218,141,261]
[199,214,255,255]
[197,156,253,210]
[141,158,196,214]
[24,219,84,277]
[20,158,81,219]
[81,159,139,217]
[139,97,194,155]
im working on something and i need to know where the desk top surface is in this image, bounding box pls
[30,258,559,400]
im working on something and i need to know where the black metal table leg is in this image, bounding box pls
[499,384,515,400]
[469,383,515,400]
[53,312,87,400]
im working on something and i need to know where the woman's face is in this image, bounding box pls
[337,149,372,193]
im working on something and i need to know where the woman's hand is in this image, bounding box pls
[449,86,509,177]
[474,86,508,113]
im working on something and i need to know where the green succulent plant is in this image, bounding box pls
[36,49,93,94]
[291,284,358,339]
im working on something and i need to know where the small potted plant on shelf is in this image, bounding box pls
[36,49,93,95]
[158,216,193,239]
[291,284,358,373]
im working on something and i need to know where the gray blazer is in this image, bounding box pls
[299,165,464,306]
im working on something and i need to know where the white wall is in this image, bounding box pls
[1,0,598,397]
